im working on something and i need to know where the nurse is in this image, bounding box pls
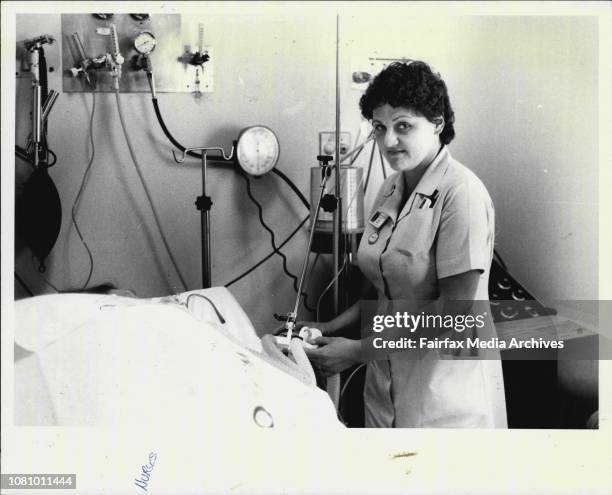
[304,61,507,428]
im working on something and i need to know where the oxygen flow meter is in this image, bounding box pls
[236,126,280,176]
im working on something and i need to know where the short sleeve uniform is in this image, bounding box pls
[356,147,507,428]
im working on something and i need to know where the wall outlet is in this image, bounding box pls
[319,131,351,157]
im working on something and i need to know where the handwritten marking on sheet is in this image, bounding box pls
[134,452,158,492]
[391,451,417,458]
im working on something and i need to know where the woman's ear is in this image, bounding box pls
[433,116,445,135]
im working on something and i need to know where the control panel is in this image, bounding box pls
[61,14,214,93]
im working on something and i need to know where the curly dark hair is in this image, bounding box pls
[359,61,456,145]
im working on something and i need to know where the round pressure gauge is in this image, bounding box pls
[134,31,157,54]
[236,126,280,176]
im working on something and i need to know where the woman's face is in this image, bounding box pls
[371,104,442,173]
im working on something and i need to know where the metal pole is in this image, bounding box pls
[32,85,41,168]
[327,14,343,412]
[172,145,234,290]
[201,152,211,288]
[291,167,331,320]
[332,14,342,315]
[29,47,41,168]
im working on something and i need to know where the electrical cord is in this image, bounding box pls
[184,293,226,324]
[224,215,309,287]
[337,362,367,425]
[39,275,61,293]
[71,87,96,290]
[115,90,188,292]
[46,148,57,167]
[151,96,311,211]
[316,256,347,321]
[238,170,315,312]
[14,271,35,297]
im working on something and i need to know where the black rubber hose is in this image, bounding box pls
[151,97,310,210]
[271,168,310,210]
[224,216,308,288]
[238,170,314,311]
[152,97,212,161]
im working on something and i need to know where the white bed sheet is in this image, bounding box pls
[14,288,339,429]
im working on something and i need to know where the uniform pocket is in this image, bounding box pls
[394,208,436,255]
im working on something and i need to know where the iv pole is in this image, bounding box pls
[278,15,343,412]
[328,14,343,410]
[173,146,234,288]
[332,14,342,315]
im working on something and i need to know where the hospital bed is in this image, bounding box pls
[14,287,337,428]
[12,288,423,493]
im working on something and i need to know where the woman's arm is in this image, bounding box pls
[321,300,361,334]
[282,277,374,336]
[284,299,363,336]
[438,269,481,315]
[305,270,482,374]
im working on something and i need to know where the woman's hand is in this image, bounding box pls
[304,337,361,377]
[272,320,334,336]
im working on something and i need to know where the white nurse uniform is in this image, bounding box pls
[357,146,507,428]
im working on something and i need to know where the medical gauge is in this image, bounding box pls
[134,31,157,54]
[236,126,280,176]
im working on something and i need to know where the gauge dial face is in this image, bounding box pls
[236,126,280,176]
[134,31,157,54]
